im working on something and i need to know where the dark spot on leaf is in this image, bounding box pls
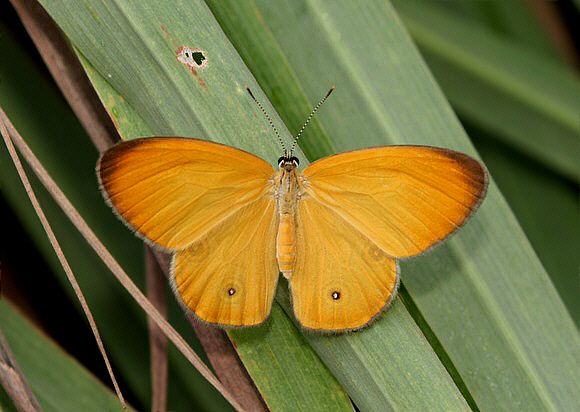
[192,51,205,65]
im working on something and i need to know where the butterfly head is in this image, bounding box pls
[278,154,300,172]
[247,86,334,169]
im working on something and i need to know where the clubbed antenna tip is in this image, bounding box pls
[325,86,335,99]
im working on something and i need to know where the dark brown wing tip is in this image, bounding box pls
[444,149,489,209]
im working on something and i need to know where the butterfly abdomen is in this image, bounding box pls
[277,213,296,278]
[274,165,302,278]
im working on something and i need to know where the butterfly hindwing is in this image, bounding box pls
[171,196,279,326]
[291,198,399,331]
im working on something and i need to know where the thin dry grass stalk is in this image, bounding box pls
[0,109,245,412]
[0,112,127,410]
[152,249,268,411]
[0,329,43,412]
[145,247,168,412]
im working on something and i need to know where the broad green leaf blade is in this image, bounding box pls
[0,301,126,411]
[468,124,580,327]
[205,2,474,410]
[272,281,471,411]
[81,43,353,412]
[391,0,580,328]
[392,0,580,181]
[39,0,294,161]
[0,11,231,411]
[229,299,353,411]
[209,0,580,410]
[34,0,352,410]
[435,1,564,63]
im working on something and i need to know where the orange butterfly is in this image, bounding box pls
[98,89,487,331]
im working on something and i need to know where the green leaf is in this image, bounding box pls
[0,10,231,411]
[7,0,580,410]
[434,1,564,62]
[209,0,580,410]
[0,301,126,411]
[392,0,580,181]
[396,2,580,326]
[467,122,580,328]
[20,0,352,410]
[229,298,352,410]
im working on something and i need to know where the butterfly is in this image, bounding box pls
[97,88,487,331]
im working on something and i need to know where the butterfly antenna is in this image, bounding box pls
[247,88,287,155]
[290,86,335,156]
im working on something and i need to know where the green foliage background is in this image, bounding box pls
[1,1,578,411]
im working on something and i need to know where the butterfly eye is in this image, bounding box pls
[278,157,285,167]
[291,156,300,167]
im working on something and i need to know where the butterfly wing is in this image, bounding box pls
[98,137,275,250]
[171,195,279,326]
[291,198,399,330]
[301,146,487,258]
[98,137,279,326]
[290,146,486,331]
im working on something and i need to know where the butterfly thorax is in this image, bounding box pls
[275,160,303,279]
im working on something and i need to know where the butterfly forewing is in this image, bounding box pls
[302,146,487,258]
[98,138,275,250]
